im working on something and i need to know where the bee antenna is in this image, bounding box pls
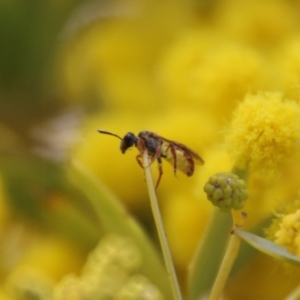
[97,129,122,140]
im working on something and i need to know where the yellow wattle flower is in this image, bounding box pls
[54,234,163,300]
[214,0,298,47]
[274,209,300,256]
[226,91,300,174]
[158,30,268,121]
[266,199,300,257]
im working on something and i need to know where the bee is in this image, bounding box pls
[97,129,204,188]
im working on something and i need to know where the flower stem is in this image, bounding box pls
[208,225,241,300]
[142,150,182,300]
[284,284,300,300]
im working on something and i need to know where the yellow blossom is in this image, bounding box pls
[266,200,300,256]
[214,0,298,47]
[59,0,195,109]
[116,274,164,300]
[244,165,300,229]
[270,207,300,257]
[226,92,300,174]
[274,210,300,253]
[273,35,300,99]
[54,234,163,300]
[159,30,269,121]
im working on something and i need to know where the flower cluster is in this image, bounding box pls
[266,200,300,257]
[226,92,300,175]
[274,209,300,256]
[54,234,163,300]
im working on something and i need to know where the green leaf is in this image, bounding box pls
[231,216,273,273]
[235,229,300,266]
[188,208,232,300]
[67,160,173,299]
[0,153,101,250]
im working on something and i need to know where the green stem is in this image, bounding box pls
[208,167,247,299]
[142,151,182,300]
[208,227,241,300]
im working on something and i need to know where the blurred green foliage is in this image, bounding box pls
[0,0,79,131]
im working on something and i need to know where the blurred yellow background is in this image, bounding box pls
[1,0,300,299]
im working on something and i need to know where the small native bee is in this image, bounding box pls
[98,129,204,188]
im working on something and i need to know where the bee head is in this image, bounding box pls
[120,132,137,153]
[97,129,137,154]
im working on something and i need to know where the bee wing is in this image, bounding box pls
[157,135,204,165]
[188,148,205,165]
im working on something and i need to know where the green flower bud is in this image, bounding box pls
[204,172,248,212]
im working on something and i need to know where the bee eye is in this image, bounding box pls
[120,132,136,153]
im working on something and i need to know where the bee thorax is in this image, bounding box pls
[145,137,161,155]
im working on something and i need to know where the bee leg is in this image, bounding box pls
[135,154,144,169]
[136,137,146,152]
[142,146,162,168]
[136,153,154,169]
[137,152,162,188]
[155,157,163,189]
[153,145,162,161]
[136,138,153,167]
[168,144,178,177]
